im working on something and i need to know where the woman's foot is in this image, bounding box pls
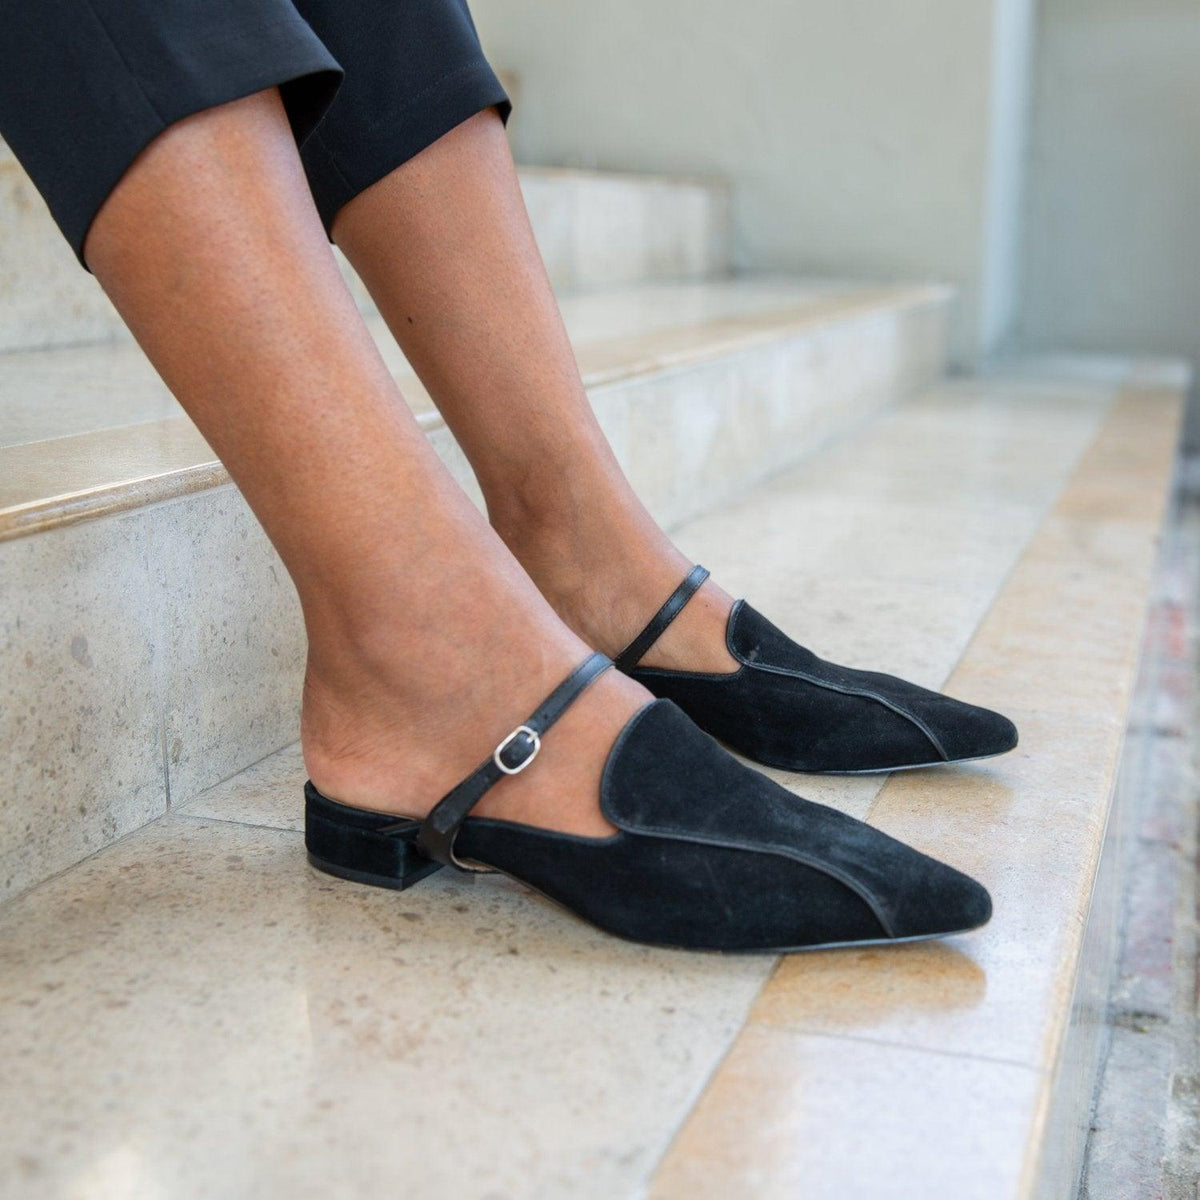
[73,88,990,954]
[306,654,994,952]
[300,564,651,839]
[493,484,1017,775]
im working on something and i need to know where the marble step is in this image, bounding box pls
[0,136,729,353]
[650,358,1191,1200]
[0,356,1186,1198]
[0,278,950,898]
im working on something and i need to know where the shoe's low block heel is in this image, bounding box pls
[305,784,442,892]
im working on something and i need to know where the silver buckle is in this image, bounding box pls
[493,725,541,775]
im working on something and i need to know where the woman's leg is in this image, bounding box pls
[85,88,646,836]
[331,109,739,673]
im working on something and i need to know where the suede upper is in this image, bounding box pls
[309,701,993,952]
[630,601,1018,773]
[595,700,988,939]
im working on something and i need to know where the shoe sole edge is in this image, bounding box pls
[306,851,989,955]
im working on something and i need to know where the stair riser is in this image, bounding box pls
[520,171,730,294]
[1034,726,1137,1198]
[594,299,947,530]
[1034,500,1178,1199]
[0,295,946,899]
[647,378,1188,1200]
[0,149,729,353]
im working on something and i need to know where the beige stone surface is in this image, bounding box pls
[0,512,165,900]
[0,337,177,450]
[520,167,730,291]
[0,363,1182,1197]
[186,741,307,831]
[0,420,222,540]
[652,384,1185,1198]
[0,278,949,541]
[0,816,772,1200]
[0,146,730,354]
[150,488,307,808]
[593,288,950,530]
[749,707,1123,1067]
[0,148,124,352]
[650,1027,1042,1200]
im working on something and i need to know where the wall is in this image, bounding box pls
[1020,0,1200,418]
[474,0,1036,366]
[983,0,1038,355]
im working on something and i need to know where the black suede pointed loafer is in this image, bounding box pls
[306,652,992,952]
[616,565,1019,774]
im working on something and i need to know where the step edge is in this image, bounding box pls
[647,378,1188,1199]
[1023,394,1187,1199]
[0,284,952,543]
[517,163,732,192]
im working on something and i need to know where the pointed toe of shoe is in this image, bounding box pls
[932,701,1019,764]
[929,864,993,935]
[960,873,994,930]
[840,699,1019,773]
[632,603,1021,773]
[888,854,993,939]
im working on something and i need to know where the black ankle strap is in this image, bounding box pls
[413,652,613,868]
[613,565,710,672]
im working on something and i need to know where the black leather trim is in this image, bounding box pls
[597,702,898,936]
[613,564,710,672]
[415,652,613,867]
[634,599,948,762]
[728,603,949,761]
[732,657,949,762]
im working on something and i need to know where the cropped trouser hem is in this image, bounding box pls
[303,58,510,234]
[0,0,510,268]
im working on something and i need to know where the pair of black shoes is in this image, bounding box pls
[306,566,1015,953]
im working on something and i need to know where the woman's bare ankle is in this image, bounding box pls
[299,621,649,840]
[491,483,739,675]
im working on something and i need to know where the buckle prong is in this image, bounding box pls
[493,725,541,775]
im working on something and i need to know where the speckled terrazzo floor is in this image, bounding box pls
[0,362,1184,1199]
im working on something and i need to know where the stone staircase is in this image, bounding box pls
[0,135,1191,1199]
[0,136,730,350]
